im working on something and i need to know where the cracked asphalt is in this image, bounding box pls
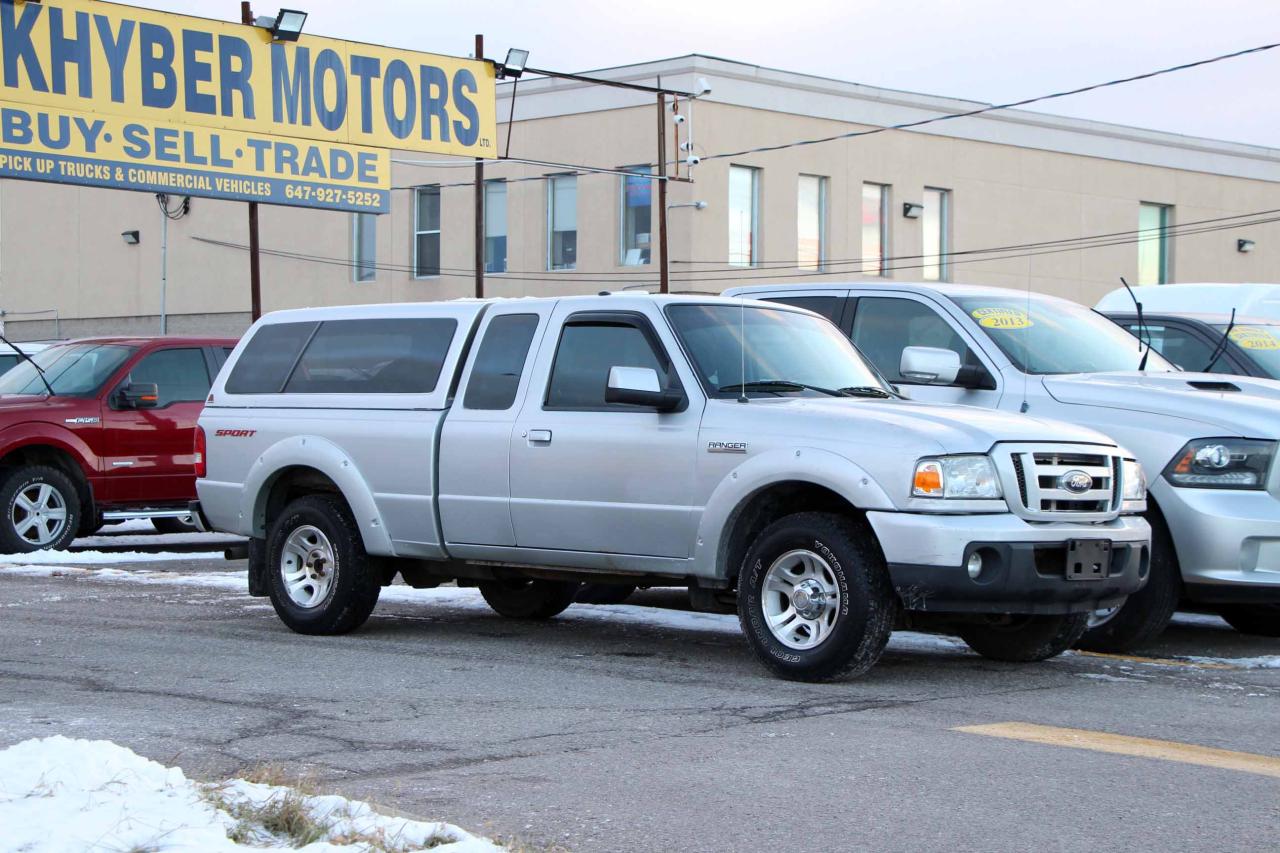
[1,558,1277,852]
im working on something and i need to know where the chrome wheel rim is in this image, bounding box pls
[280,525,336,609]
[761,548,842,650]
[1087,605,1122,629]
[11,482,69,546]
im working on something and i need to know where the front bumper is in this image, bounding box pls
[866,512,1151,615]
[1154,480,1280,604]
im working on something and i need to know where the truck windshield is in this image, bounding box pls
[668,304,889,398]
[0,343,134,397]
[950,295,1174,375]
[1216,324,1280,378]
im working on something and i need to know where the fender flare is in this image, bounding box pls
[0,424,99,476]
[242,435,395,556]
[693,446,896,579]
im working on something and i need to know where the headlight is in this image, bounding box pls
[913,455,1002,499]
[1163,438,1276,490]
[1121,458,1147,501]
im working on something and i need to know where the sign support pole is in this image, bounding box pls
[241,1,262,322]
[474,34,485,299]
[656,93,669,294]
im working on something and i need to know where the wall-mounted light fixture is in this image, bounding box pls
[121,230,140,245]
[902,202,923,219]
[1238,238,1256,253]
[668,201,708,210]
[255,8,307,41]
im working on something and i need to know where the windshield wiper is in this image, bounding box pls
[1203,307,1236,373]
[719,380,843,398]
[838,386,893,399]
[0,332,53,396]
[1119,276,1151,371]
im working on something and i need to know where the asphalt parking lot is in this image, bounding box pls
[1,541,1277,852]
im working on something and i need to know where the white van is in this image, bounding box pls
[1096,283,1280,321]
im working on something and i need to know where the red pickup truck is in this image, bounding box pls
[0,336,238,552]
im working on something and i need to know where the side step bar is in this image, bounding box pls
[101,508,193,521]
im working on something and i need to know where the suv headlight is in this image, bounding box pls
[1163,438,1276,490]
[1121,458,1147,508]
[913,455,1002,499]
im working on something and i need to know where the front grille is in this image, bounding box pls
[1003,446,1120,520]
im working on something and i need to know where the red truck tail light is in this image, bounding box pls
[194,426,206,479]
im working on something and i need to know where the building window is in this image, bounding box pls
[621,166,653,266]
[797,174,826,271]
[485,180,507,274]
[351,213,376,283]
[548,175,577,270]
[1138,202,1172,285]
[729,165,760,266]
[921,187,950,282]
[861,183,889,276]
[413,185,440,278]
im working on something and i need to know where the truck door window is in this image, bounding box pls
[125,348,211,407]
[545,320,672,409]
[1122,323,1226,373]
[464,314,540,410]
[851,297,976,383]
[225,322,319,394]
[285,318,458,394]
[764,296,844,324]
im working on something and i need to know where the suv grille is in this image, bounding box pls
[1001,446,1120,521]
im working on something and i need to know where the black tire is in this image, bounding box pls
[1077,509,1179,652]
[77,511,104,538]
[151,515,198,535]
[1216,604,1280,637]
[737,511,894,682]
[957,613,1089,662]
[265,495,380,635]
[478,578,579,619]
[0,465,82,553]
[575,583,637,605]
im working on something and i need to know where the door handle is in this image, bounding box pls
[525,429,553,445]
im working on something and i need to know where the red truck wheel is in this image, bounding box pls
[0,465,81,553]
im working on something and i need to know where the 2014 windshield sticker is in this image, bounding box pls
[971,307,1034,329]
[1228,326,1280,350]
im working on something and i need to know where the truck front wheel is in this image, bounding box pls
[265,495,380,635]
[1077,510,1179,653]
[478,578,579,619]
[0,465,81,553]
[1216,604,1280,637]
[957,613,1089,662]
[738,512,894,682]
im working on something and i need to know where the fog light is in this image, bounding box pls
[966,552,983,579]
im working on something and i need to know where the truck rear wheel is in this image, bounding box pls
[478,578,579,619]
[0,465,81,553]
[737,511,894,682]
[265,495,380,635]
[957,613,1089,662]
[1077,510,1179,653]
[1216,604,1280,637]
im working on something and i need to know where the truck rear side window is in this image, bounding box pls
[464,314,539,410]
[284,318,457,394]
[225,322,319,394]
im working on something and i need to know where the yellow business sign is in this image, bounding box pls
[0,0,497,212]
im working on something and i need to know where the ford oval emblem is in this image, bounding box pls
[1060,470,1094,494]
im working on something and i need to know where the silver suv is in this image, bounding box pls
[194,295,1149,681]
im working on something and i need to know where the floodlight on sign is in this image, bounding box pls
[501,48,530,79]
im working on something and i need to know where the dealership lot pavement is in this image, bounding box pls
[0,545,1277,852]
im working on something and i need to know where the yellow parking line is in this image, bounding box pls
[1073,650,1238,670]
[954,722,1280,779]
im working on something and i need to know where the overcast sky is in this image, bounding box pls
[150,0,1280,148]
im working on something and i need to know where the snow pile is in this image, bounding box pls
[0,548,225,565]
[0,736,499,852]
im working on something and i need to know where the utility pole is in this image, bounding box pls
[159,197,168,334]
[241,1,263,322]
[474,34,485,298]
[656,93,669,294]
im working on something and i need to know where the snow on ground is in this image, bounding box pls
[0,548,226,565]
[0,735,499,852]
[1169,611,1231,629]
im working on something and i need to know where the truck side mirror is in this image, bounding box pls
[119,382,160,409]
[900,347,962,385]
[605,366,682,411]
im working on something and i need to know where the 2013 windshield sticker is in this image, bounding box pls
[1228,326,1280,350]
[971,307,1034,329]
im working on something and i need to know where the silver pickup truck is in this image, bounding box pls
[194,295,1149,681]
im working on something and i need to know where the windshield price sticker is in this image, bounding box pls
[971,307,1034,330]
[1228,327,1280,350]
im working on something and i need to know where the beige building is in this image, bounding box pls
[2,54,1279,340]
